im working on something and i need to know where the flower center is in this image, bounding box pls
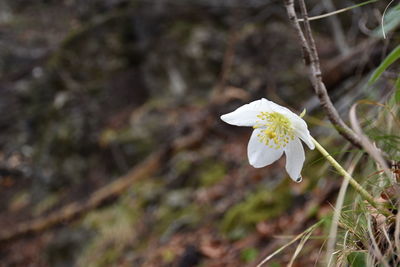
[253,112,295,149]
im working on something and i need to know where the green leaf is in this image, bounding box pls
[395,87,400,104]
[347,251,367,267]
[240,248,259,263]
[395,76,400,89]
[394,75,400,103]
[368,44,400,85]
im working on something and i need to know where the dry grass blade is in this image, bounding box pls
[288,229,314,267]
[256,220,323,267]
[349,101,393,183]
[381,0,396,39]
[325,152,363,266]
[395,204,400,262]
[367,214,390,267]
[381,225,394,256]
[297,0,379,22]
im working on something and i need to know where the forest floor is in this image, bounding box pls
[0,1,397,266]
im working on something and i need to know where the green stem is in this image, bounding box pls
[311,137,391,217]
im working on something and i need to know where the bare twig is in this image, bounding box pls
[0,103,216,244]
[215,29,238,92]
[211,24,239,103]
[282,0,362,148]
[0,150,166,244]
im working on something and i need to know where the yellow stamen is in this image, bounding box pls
[253,112,294,149]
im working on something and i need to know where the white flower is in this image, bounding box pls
[221,98,315,182]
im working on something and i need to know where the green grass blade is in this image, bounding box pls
[395,75,400,103]
[368,44,400,84]
[372,3,400,38]
[395,76,400,89]
[302,0,379,21]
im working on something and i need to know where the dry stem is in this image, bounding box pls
[283,0,362,148]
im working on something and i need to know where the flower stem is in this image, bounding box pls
[311,137,391,217]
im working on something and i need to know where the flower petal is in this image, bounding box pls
[281,111,314,150]
[284,137,305,182]
[220,98,273,127]
[259,100,314,150]
[290,116,315,150]
[267,100,296,115]
[247,128,284,168]
[295,128,314,150]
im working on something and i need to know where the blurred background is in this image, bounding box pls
[0,0,398,266]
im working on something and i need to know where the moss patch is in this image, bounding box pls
[77,193,142,267]
[155,194,203,239]
[221,186,293,240]
[197,161,226,187]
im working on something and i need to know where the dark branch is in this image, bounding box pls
[283,0,362,148]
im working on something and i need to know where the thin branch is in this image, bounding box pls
[0,102,216,245]
[0,150,166,244]
[282,0,362,148]
[211,11,241,103]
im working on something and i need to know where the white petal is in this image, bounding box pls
[260,101,314,150]
[247,128,284,168]
[256,100,314,150]
[220,98,273,127]
[295,128,314,150]
[291,116,314,150]
[282,111,314,150]
[284,137,305,182]
[268,100,297,115]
